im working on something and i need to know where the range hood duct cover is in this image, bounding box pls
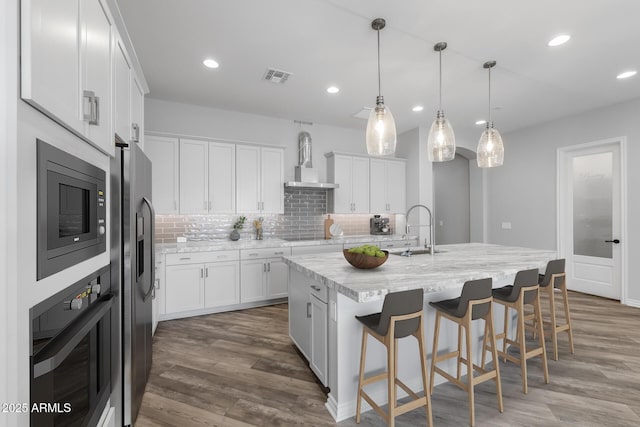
[285,130,339,189]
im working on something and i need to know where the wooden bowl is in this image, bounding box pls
[343,249,389,269]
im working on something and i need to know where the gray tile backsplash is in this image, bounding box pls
[155,187,395,243]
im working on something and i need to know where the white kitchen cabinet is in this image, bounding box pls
[310,292,328,385]
[267,259,289,298]
[288,269,311,359]
[291,244,344,255]
[165,264,203,314]
[240,260,267,303]
[204,261,240,307]
[21,0,115,154]
[370,158,406,214]
[114,38,131,143]
[179,139,209,214]
[209,142,236,213]
[145,136,179,214]
[236,145,284,213]
[130,74,145,148]
[378,239,418,250]
[240,247,290,303]
[152,258,163,335]
[326,153,370,213]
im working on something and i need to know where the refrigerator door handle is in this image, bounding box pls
[142,197,156,302]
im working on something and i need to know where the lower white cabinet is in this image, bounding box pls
[165,263,203,314]
[240,250,290,303]
[310,287,328,385]
[240,260,267,303]
[204,261,240,307]
[288,269,311,359]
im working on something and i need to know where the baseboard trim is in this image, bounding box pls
[624,298,640,308]
[158,298,287,322]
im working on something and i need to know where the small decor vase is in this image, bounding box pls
[230,229,240,241]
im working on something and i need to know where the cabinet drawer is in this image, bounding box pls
[241,247,291,260]
[379,240,418,250]
[292,244,343,255]
[166,250,239,265]
[308,281,328,304]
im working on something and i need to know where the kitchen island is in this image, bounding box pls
[283,243,557,422]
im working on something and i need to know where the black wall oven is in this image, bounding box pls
[30,266,113,427]
[37,140,106,280]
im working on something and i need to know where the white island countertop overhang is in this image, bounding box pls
[283,243,558,303]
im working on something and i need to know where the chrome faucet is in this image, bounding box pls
[405,204,435,254]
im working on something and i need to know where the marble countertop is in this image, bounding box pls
[157,234,417,254]
[282,243,558,303]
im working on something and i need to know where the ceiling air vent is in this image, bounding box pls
[263,68,292,84]
[352,107,373,120]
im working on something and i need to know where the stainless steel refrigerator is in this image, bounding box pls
[110,141,155,426]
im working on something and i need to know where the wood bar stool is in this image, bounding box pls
[429,278,503,427]
[487,269,549,394]
[355,288,433,427]
[537,259,575,360]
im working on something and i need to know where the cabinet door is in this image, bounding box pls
[145,136,179,214]
[386,160,406,213]
[267,258,288,298]
[236,145,261,213]
[130,74,145,149]
[114,39,130,142]
[310,294,328,385]
[179,139,209,213]
[204,261,240,307]
[209,142,235,213]
[81,0,113,154]
[331,155,353,213]
[369,158,387,213]
[351,156,370,213]
[21,0,82,133]
[240,260,266,303]
[288,270,311,360]
[165,264,204,314]
[261,148,284,213]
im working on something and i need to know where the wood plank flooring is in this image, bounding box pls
[137,292,640,426]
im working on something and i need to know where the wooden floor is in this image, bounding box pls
[137,292,640,426]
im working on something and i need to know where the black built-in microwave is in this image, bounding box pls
[37,140,106,279]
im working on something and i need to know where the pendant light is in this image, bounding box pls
[366,18,396,156]
[427,42,456,162]
[476,60,504,168]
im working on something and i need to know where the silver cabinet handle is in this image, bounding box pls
[200,268,204,278]
[131,123,140,143]
[205,268,209,278]
[263,263,266,272]
[217,255,227,259]
[387,244,394,247]
[307,302,312,318]
[174,200,177,211]
[248,253,258,257]
[155,278,160,289]
[310,285,321,292]
[274,251,284,255]
[82,90,99,125]
[179,257,191,260]
[267,263,271,272]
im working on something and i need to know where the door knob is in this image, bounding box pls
[605,239,620,244]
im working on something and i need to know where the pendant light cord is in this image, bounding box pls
[488,66,492,123]
[439,49,443,110]
[377,29,382,97]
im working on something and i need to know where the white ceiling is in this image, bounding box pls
[117,0,640,145]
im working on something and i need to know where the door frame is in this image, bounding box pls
[556,136,628,304]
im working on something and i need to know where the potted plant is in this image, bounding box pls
[230,216,246,241]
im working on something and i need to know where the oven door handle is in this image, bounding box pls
[32,294,114,379]
[142,197,155,302]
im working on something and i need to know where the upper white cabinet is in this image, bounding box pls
[145,136,179,214]
[326,153,370,213]
[130,74,145,148]
[22,0,115,154]
[179,139,236,214]
[236,146,284,214]
[114,38,131,144]
[370,158,406,214]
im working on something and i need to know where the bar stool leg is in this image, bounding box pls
[457,323,463,381]
[487,306,504,413]
[547,285,559,361]
[517,300,528,394]
[388,338,396,427]
[534,293,549,385]
[356,328,368,423]
[561,284,575,354]
[417,320,434,427]
[465,320,475,427]
[502,305,509,362]
[430,312,441,394]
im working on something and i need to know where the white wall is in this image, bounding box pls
[485,97,640,302]
[145,98,380,182]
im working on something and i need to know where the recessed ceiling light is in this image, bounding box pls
[412,105,424,112]
[616,70,637,79]
[547,34,571,47]
[326,86,340,94]
[203,59,219,69]
[475,120,487,125]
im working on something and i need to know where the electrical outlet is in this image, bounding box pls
[177,236,187,243]
[439,220,444,226]
[501,222,512,230]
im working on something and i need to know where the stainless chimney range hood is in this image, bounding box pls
[285,130,339,189]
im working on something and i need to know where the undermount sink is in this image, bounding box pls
[392,249,447,256]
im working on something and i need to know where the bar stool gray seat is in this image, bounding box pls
[537,259,574,360]
[488,268,549,394]
[355,288,433,427]
[429,278,503,427]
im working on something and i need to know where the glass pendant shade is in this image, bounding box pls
[476,122,504,167]
[366,97,397,155]
[428,110,456,161]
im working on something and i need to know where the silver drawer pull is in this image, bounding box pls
[274,251,284,255]
[310,285,321,292]
[217,255,227,258]
[248,253,258,256]
[179,257,191,260]
[387,244,394,247]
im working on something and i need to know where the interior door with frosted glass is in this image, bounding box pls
[559,141,622,299]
